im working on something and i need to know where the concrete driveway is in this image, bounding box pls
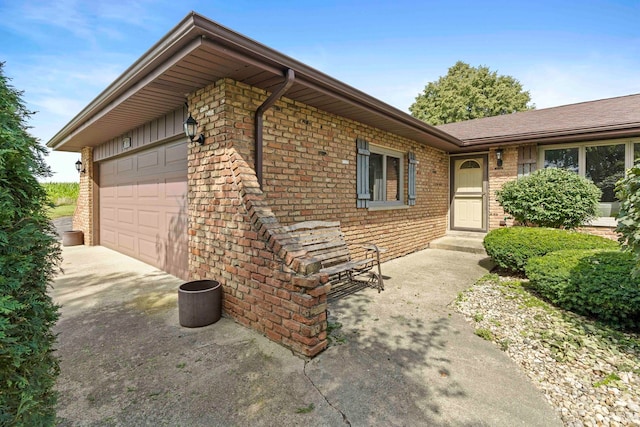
[52,245,562,426]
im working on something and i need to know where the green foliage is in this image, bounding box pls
[295,403,315,414]
[484,227,618,272]
[616,162,640,272]
[526,250,640,330]
[474,328,494,341]
[496,168,602,229]
[0,62,61,425]
[409,61,534,125]
[42,182,79,206]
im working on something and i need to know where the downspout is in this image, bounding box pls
[255,68,295,188]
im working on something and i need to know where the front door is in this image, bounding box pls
[452,157,486,231]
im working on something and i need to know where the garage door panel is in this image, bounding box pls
[138,237,161,264]
[117,208,135,225]
[138,151,159,170]
[138,210,160,229]
[101,228,116,246]
[101,186,116,199]
[137,180,160,198]
[117,184,134,198]
[165,177,188,198]
[117,157,134,174]
[102,206,116,221]
[117,233,136,252]
[100,141,188,280]
[166,140,188,165]
[166,211,187,238]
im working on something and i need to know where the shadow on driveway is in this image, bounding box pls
[52,246,561,426]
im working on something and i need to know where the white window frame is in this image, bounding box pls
[369,145,405,209]
[538,137,640,225]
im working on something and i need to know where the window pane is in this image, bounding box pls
[544,148,578,172]
[369,153,384,201]
[586,144,625,203]
[386,156,400,201]
[634,143,640,165]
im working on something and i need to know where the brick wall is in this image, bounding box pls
[224,79,450,261]
[186,78,450,356]
[488,147,519,230]
[72,146,96,245]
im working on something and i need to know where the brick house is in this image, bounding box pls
[48,12,640,356]
[438,94,640,239]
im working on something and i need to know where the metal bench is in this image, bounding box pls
[281,221,385,292]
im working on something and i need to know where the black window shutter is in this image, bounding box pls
[356,138,370,208]
[408,152,417,206]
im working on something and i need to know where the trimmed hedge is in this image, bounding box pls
[496,167,601,229]
[483,227,618,272]
[526,250,640,330]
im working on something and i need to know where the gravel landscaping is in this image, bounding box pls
[455,274,640,427]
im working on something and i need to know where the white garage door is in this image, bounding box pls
[99,140,188,280]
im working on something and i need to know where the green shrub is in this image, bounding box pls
[484,227,618,272]
[526,250,640,330]
[41,182,79,206]
[616,162,640,272]
[0,63,61,425]
[496,168,601,228]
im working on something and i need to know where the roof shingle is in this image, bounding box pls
[436,93,640,146]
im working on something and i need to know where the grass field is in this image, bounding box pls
[42,182,78,219]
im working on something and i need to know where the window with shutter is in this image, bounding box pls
[356,138,407,209]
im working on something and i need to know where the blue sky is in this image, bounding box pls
[1,0,639,182]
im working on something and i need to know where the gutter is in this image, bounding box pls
[254,68,295,188]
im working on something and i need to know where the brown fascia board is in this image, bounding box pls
[192,14,463,149]
[48,11,462,152]
[454,122,640,152]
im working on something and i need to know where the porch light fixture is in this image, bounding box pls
[183,113,204,145]
[75,160,85,174]
[495,149,504,168]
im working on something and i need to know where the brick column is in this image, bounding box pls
[72,146,97,245]
[488,147,518,230]
[187,80,328,357]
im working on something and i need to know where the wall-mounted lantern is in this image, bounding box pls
[496,149,504,168]
[183,113,205,145]
[75,160,85,174]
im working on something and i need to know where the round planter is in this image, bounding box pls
[62,230,84,246]
[178,280,222,328]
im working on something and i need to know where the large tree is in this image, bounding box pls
[0,62,61,425]
[409,61,534,125]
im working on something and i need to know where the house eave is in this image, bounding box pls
[452,123,640,152]
[48,11,462,153]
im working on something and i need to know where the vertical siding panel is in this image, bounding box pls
[93,108,186,162]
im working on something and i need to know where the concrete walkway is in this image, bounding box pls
[52,245,562,426]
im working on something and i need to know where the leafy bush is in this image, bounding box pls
[616,162,640,272]
[526,250,640,330]
[484,227,618,272]
[0,63,61,425]
[42,182,79,206]
[496,168,601,228]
